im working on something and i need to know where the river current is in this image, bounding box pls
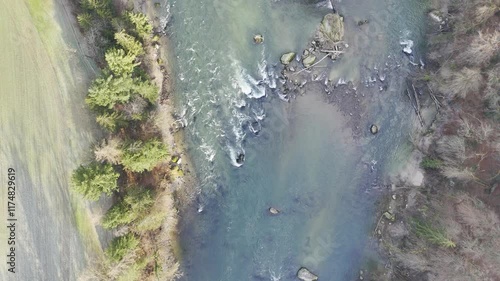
[166,0,427,279]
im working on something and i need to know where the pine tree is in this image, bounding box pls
[120,139,168,172]
[86,75,135,109]
[114,31,144,57]
[71,163,119,201]
[126,12,153,40]
[105,48,140,77]
[106,233,140,261]
[133,79,158,103]
[96,111,126,131]
[102,187,154,228]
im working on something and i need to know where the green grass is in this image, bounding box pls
[412,219,456,248]
[421,157,443,169]
[70,195,104,255]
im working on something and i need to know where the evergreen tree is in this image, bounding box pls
[102,187,154,228]
[71,163,119,201]
[114,31,144,57]
[80,0,112,19]
[133,79,158,103]
[126,12,153,40]
[120,139,168,172]
[106,233,140,261]
[77,13,93,31]
[96,111,126,131]
[85,75,134,109]
[105,48,140,77]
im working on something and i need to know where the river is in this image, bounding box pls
[167,0,427,279]
[0,0,99,279]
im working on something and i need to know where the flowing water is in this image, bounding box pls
[166,0,427,279]
[0,0,98,279]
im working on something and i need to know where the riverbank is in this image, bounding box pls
[66,0,197,279]
[370,0,499,279]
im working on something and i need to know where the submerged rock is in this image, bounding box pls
[317,13,344,49]
[357,19,369,26]
[269,207,280,215]
[370,124,378,134]
[281,52,296,65]
[297,267,318,281]
[253,34,264,44]
[302,55,316,68]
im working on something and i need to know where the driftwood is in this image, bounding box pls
[319,49,345,54]
[293,54,331,75]
[427,84,442,111]
[405,85,424,127]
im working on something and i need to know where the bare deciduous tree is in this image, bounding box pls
[463,31,500,67]
[94,137,123,164]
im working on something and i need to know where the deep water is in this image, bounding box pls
[163,0,427,279]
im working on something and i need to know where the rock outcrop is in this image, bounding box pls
[316,13,344,50]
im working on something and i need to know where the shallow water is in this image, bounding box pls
[166,0,426,279]
[0,0,98,279]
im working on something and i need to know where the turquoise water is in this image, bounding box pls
[165,0,427,279]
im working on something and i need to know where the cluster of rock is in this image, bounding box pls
[280,13,345,69]
[274,13,346,103]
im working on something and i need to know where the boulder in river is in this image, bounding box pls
[302,55,316,68]
[253,34,264,44]
[370,124,378,134]
[281,52,296,65]
[317,13,344,49]
[297,267,318,281]
[269,207,280,215]
[236,153,245,165]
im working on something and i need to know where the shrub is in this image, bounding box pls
[71,163,119,201]
[442,166,477,181]
[475,4,499,25]
[412,220,456,248]
[134,210,167,233]
[122,96,148,121]
[463,31,500,67]
[121,139,168,172]
[105,48,140,77]
[117,258,148,281]
[106,233,140,262]
[115,31,144,57]
[444,67,483,99]
[102,187,154,228]
[126,12,153,40]
[435,136,466,165]
[95,137,123,164]
[421,157,443,169]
